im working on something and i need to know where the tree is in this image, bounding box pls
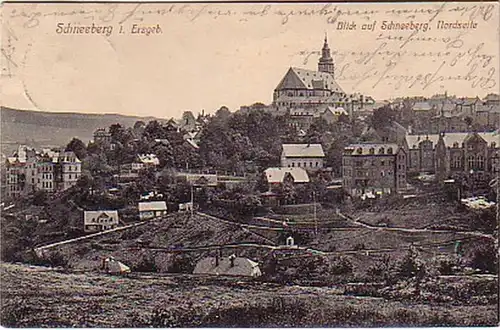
[371,105,397,129]
[65,138,87,160]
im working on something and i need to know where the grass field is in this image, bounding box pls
[1,263,497,327]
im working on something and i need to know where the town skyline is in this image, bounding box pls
[1,2,499,119]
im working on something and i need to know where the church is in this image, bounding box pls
[272,35,372,118]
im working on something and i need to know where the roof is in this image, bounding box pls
[84,211,119,225]
[413,102,433,111]
[406,131,499,149]
[264,167,310,184]
[323,106,348,116]
[485,93,499,101]
[184,174,218,186]
[275,67,345,94]
[138,154,159,165]
[138,201,167,212]
[193,257,261,277]
[185,138,200,149]
[282,144,325,158]
[58,151,81,163]
[345,143,400,156]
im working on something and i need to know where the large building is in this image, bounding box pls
[405,131,500,179]
[342,143,407,197]
[281,144,325,170]
[272,35,371,117]
[4,146,82,198]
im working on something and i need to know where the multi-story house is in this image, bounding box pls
[4,146,82,198]
[405,131,499,179]
[281,144,325,170]
[59,151,82,191]
[342,143,407,197]
[93,128,112,144]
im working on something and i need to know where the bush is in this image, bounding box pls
[329,256,353,275]
[465,239,498,274]
[31,251,69,268]
[397,247,427,279]
[133,255,158,272]
[32,191,48,206]
[366,254,397,285]
[167,254,195,273]
[433,256,460,275]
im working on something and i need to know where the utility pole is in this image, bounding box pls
[190,184,194,217]
[313,191,317,236]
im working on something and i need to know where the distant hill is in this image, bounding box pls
[1,107,162,155]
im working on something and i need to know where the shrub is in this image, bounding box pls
[31,251,69,268]
[167,254,195,273]
[133,255,158,272]
[397,247,427,279]
[366,254,397,285]
[465,239,498,274]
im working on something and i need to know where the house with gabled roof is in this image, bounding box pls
[281,144,325,170]
[264,167,310,185]
[138,201,167,220]
[84,210,119,232]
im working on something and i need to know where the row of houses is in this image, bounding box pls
[341,131,500,197]
[277,132,499,198]
[404,93,500,134]
[4,145,82,198]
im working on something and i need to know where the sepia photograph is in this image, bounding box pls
[1,1,499,327]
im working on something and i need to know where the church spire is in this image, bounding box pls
[318,34,335,76]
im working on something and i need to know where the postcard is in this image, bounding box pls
[1,1,499,328]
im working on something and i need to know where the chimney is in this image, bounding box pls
[229,254,236,267]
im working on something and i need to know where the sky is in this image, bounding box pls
[1,2,499,119]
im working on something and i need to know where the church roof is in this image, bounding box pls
[275,67,345,94]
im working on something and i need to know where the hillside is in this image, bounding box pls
[0,107,161,154]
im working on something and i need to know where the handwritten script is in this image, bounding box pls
[2,2,498,95]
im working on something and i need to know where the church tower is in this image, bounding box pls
[318,34,335,76]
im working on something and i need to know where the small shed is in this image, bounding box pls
[138,201,167,220]
[102,256,131,275]
[179,202,193,212]
[193,256,261,277]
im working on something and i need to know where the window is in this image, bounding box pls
[381,160,385,166]
[310,162,313,167]
[387,148,393,154]
[356,148,363,154]
[369,148,375,155]
[291,162,295,167]
[468,155,474,169]
[379,147,385,154]
[316,162,319,167]
[477,155,485,170]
